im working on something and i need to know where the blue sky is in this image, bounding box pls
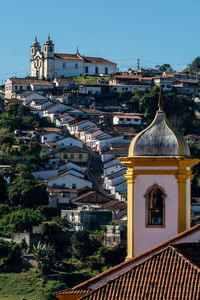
[0,0,200,83]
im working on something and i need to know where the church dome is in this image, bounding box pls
[129,92,190,157]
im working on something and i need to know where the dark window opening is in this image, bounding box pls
[147,188,164,226]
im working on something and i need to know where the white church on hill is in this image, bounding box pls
[30,36,117,80]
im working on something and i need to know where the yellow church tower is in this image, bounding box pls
[120,91,199,259]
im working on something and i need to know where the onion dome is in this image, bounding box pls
[129,89,190,157]
[45,34,53,45]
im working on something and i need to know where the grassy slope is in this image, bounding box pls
[72,76,110,84]
[0,269,51,300]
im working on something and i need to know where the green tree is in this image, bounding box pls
[155,64,173,72]
[0,239,21,271]
[186,56,200,74]
[0,103,40,131]
[0,204,10,217]
[0,128,15,146]
[19,144,29,155]
[71,230,93,261]
[0,175,7,203]
[9,179,48,208]
[139,87,196,134]
[0,208,46,235]
[29,141,41,155]
[33,241,55,275]
[99,245,127,267]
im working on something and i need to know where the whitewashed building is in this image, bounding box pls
[30,36,117,79]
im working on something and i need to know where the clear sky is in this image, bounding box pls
[1,0,200,83]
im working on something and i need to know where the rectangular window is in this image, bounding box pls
[79,154,83,159]
[95,67,98,74]
[72,183,76,189]
[70,154,74,159]
[75,63,78,69]
[105,67,108,74]
[15,85,18,90]
[85,66,88,73]
[63,63,66,68]
[20,86,22,90]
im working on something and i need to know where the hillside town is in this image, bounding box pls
[1,35,200,299]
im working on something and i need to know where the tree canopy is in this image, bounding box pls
[8,179,48,208]
[139,87,196,134]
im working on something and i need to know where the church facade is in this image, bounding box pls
[30,36,117,80]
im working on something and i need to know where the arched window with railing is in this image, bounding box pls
[144,184,166,227]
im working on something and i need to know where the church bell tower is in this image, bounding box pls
[120,90,199,259]
[43,34,54,79]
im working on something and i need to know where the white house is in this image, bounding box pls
[53,77,75,88]
[45,173,92,189]
[104,173,126,190]
[18,91,46,102]
[5,78,53,98]
[110,179,127,195]
[58,162,84,173]
[56,137,83,149]
[113,113,142,126]
[68,120,95,136]
[95,136,125,152]
[48,188,79,208]
[154,77,173,91]
[43,103,71,117]
[30,99,54,110]
[40,133,65,143]
[79,84,102,95]
[103,158,126,176]
[30,36,116,79]
[79,125,100,141]
[109,84,151,93]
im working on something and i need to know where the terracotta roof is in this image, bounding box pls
[101,200,126,211]
[80,108,103,114]
[62,224,200,293]
[35,127,63,133]
[54,53,83,61]
[62,118,77,124]
[110,143,130,149]
[71,191,110,205]
[55,77,75,83]
[31,99,50,104]
[55,289,91,296]
[103,148,128,155]
[54,53,116,65]
[81,245,200,300]
[83,56,116,65]
[6,78,53,85]
[115,115,141,119]
[45,171,86,183]
[48,188,78,193]
[60,146,88,153]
